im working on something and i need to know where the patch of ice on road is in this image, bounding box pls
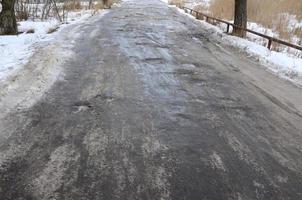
[210,151,226,171]
[276,175,288,183]
[32,145,80,199]
[89,28,100,38]
[253,180,265,189]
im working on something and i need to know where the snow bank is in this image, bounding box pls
[185,0,211,8]
[0,10,109,118]
[0,10,97,81]
[176,7,302,85]
[159,0,169,3]
[0,20,57,80]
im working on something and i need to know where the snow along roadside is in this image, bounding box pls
[172,5,302,86]
[0,10,102,81]
[0,10,109,119]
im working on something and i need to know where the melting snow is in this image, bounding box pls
[0,10,99,81]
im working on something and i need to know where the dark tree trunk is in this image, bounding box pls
[103,0,110,9]
[0,0,17,35]
[89,0,93,9]
[233,0,247,37]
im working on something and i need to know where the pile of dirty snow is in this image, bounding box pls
[0,10,96,80]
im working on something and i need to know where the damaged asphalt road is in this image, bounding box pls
[1,0,302,199]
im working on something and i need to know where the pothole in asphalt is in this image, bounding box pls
[72,101,92,113]
[174,68,197,75]
[144,57,165,62]
[190,75,206,84]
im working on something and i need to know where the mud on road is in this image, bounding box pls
[1,0,302,199]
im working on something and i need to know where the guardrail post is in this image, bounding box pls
[226,24,230,33]
[267,39,272,50]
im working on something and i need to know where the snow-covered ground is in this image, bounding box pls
[160,0,210,7]
[0,9,110,118]
[185,0,211,8]
[0,10,100,81]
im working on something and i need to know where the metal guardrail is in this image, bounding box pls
[178,5,302,51]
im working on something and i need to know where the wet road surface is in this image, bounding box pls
[1,0,302,199]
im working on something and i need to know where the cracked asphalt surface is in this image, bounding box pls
[1,0,302,199]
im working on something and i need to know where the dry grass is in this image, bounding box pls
[168,0,185,7]
[62,0,118,16]
[92,1,105,10]
[16,11,29,21]
[47,27,59,34]
[63,1,83,11]
[208,0,302,23]
[193,4,209,14]
[91,0,118,11]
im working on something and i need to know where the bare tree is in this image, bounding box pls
[89,0,92,9]
[42,0,62,22]
[0,0,18,35]
[233,0,247,37]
